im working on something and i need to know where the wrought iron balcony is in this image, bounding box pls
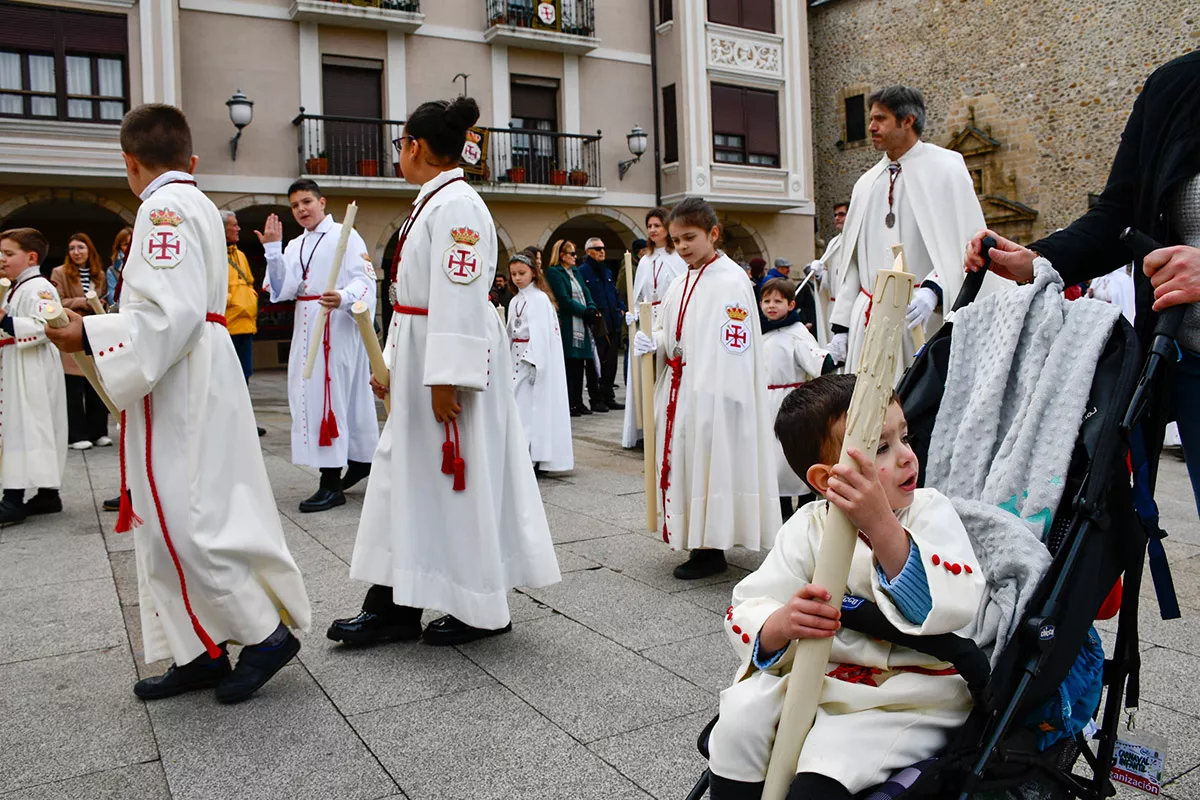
[289,0,422,32]
[293,112,603,197]
[484,0,599,53]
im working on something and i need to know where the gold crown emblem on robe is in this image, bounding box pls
[148,208,182,227]
[450,227,481,246]
[725,305,749,321]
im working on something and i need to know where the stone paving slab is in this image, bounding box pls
[351,684,650,800]
[0,647,156,793]
[147,664,398,800]
[0,577,125,664]
[0,761,170,800]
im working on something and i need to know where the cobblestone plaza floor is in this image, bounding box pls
[2,371,1198,799]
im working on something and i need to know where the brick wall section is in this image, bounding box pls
[808,0,1199,245]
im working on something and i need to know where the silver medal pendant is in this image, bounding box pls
[673,346,682,359]
[298,281,307,295]
[388,283,398,305]
[885,212,896,229]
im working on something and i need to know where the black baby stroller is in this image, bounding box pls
[684,234,1183,800]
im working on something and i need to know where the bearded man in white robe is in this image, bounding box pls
[828,86,1005,376]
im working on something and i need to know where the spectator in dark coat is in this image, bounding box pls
[576,237,625,410]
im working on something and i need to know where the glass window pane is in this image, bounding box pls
[0,52,20,91]
[68,98,93,119]
[97,58,122,98]
[0,94,21,115]
[29,55,54,92]
[99,100,123,120]
[66,55,92,95]
[31,96,56,116]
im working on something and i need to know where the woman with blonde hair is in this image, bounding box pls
[50,232,110,449]
[545,239,602,416]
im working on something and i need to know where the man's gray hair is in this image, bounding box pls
[585,237,605,250]
[221,209,238,223]
[868,85,926,136]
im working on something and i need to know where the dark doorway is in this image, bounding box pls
[0,200,130,275]
[322,58,385,176]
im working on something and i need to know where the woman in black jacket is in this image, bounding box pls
[965,50,1200,509]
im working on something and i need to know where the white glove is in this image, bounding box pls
[827,332,848,365]
[625,309,639,327]
[807,260,826,282]
[633,330,657,357]
[905,286,939,331]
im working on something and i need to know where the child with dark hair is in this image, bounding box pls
[0,227,67,525]
[329,96,560,648]
[706,374,984,800]
[44,103,311,704]
[258,175,379,513]
[759,277,833,521]
[631,197,780,579]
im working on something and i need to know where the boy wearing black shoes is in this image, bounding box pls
[0,228,67,526]
[45,104,311,704]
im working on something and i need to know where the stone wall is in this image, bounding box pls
[808,0,1198,245]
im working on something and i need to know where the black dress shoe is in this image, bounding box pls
[0,498,26,527]
[422,614,512,647]
[577,405,593,415]
[24,490,62,516]
[257,426,266,437]
[673,549,728,580]
[103,490,128,512]
[327,610,423,646]
[215,631,300,704]
[570,407,582,417]
[606,401,625,410]
[299,487,346,513]
[590,402,610,413]
[134,650,231,700]
[341,461,371,492]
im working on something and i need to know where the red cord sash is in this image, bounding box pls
[294,296,339,446]
[658,254,718,543]
[115,309,228,659]
[392,303,464,491]
[860,286,874,327]
[767,382,804,390]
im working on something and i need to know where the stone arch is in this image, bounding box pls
[219,193,291,214]
[0,189,137,226]
[719,214,768,264]
[536,205,646,251]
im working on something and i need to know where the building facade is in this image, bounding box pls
[808,0,1198,249]
[0,0,817,365]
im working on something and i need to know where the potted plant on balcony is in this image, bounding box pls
[507,166,527,183]
[569,168,589,186]
[393,160,403,178]
[357,158,380,177]
[550,168,568,186]
[305,151,329,175]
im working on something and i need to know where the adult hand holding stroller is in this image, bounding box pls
[965,229,1033,283]
[758,584,841,656]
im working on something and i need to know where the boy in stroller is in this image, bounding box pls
[707,374,985,799]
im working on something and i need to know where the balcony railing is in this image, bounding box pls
[293,112,603,191]
[486,0,594,37]
[288,0,422,31]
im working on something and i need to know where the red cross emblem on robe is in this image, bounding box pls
[443,243,481,285]
[721,319,750,354]
[143,225,187,269]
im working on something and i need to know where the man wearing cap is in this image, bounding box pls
[577,237,625,411]
[765,257,793,282]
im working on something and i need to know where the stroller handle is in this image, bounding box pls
[1119,227,1187,340]
[951,236,996,313]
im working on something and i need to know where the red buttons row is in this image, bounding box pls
[930,553,973,575]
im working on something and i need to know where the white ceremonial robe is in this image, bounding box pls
[85,178,311,665]
[508,284,573,472]
[0,268,66,489]
[762,322,828,497]
[1090,264,1136,325]
[622,247,688,447]
[264,214,379,469]
[651,254,780,552]
[708,489,985,791]
[831,141,1008,375]
[350,168,560,629]
[811,232,843,346]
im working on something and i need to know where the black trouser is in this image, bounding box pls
[65,374,109,443]
[565,357,604,410]
[708,772,851,800]
[595,331,619,404]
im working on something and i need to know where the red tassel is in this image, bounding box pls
[325,411,339,442]
[115,490,143,533]
[441,422,454,474]
[452,457,465,491]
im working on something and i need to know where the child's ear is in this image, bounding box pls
[787,299,796,311]
[806,464,832,495]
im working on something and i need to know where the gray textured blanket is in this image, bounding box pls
[927,260,1120,662]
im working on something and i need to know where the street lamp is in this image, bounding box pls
[618,124,648,180]
[226,89,254,161]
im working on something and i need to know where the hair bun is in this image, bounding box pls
[444,96,480,133]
